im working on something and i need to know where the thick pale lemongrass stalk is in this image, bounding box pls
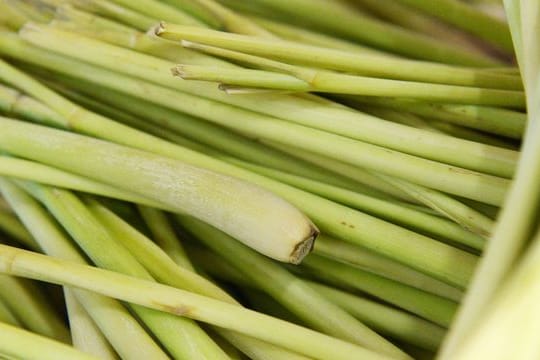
[0,119,317,264]
[22,183,230,360]
[0,322,98,360]
[0,244,395,360]
[0,296,21,326]
[229,159,485,250]
[178,216,411,359]
[173,63,524,106]
[157,24,520,89]
[347,96,526,139]
[313,236,464,302]
[190,247,446,351]
[239,0,500,65]
[137,206,194,270]
[451,228,540,360]
[439,4,540,357]
[0,209,39,250]
[299,255,458,327]
[7,30,518,180]
[394,0,513,51]
[63,290,119,360]
[0,275,70,342]
[0,179,174,360]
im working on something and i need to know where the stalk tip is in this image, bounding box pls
[289,225,319,265]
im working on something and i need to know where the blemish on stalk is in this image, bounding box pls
[155,302,194,317]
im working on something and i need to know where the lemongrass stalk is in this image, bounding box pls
[178,217,411,359]
[0,179,171,360]
[8,30,518,180]
[0,156,165,209]
[0,322,98,360]
[0,2,29,30]
[307,282,446,351]
[451,227,540,360]
[348,96,526,139]
[22,183,230,360]
[192,247,445,351]
[0,52,478,286]
[268,141,498,231]
[301,254,458,327]
[11,31,512,203]
[314,235,464,302]
[395,0,513,51]
[44,76,394,202]
[0,244,392,360]
[137,206,194,270]
[439,4,540,355]
[230,159,484,250]
[50,5,233,67]
[0,275,70,342]
[107,0,206,27]
[67,0,156,30]
[157,24,519,89]
[3,0,54,24]
[248,15,390,56]
[0,83,66,127]
[0,60,319,263]
[64,290,119,360]
[377,175,495,238]
[0,210,39,250]
[242,0,500,65]
[0,297,21,327]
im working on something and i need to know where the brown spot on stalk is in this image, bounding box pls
[155,302,194,317]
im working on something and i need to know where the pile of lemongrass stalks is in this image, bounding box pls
[0,0,537,359]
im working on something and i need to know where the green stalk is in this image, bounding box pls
[300,254,458,327]
[0,244,396,360]
[107,0,206,27]
[0,1,29,30]
[394,0,513,51]
[348,96,526,139]
[268,141,497,233]
[238,0,501,65]
[10,28,519,179]
[248,15,390,56]
[0,179,175,360]
[313,236,464,302]
[157,24,520,89]
[0,209,39,250]
[64,290,119,360]
[191,247,446,351]
[0,322,97,360]
[22,182,230,360]
[0,275,70,342]
[50,5,233,66]
[229,159,485,250]
[0,297,21,327]
[67,0,157,30]
[137,206,194,271]
[178,216,411,359]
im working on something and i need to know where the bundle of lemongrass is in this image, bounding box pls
[0,0,537,359]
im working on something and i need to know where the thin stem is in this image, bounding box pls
[0,244,396,360]
[157,24,520,89]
